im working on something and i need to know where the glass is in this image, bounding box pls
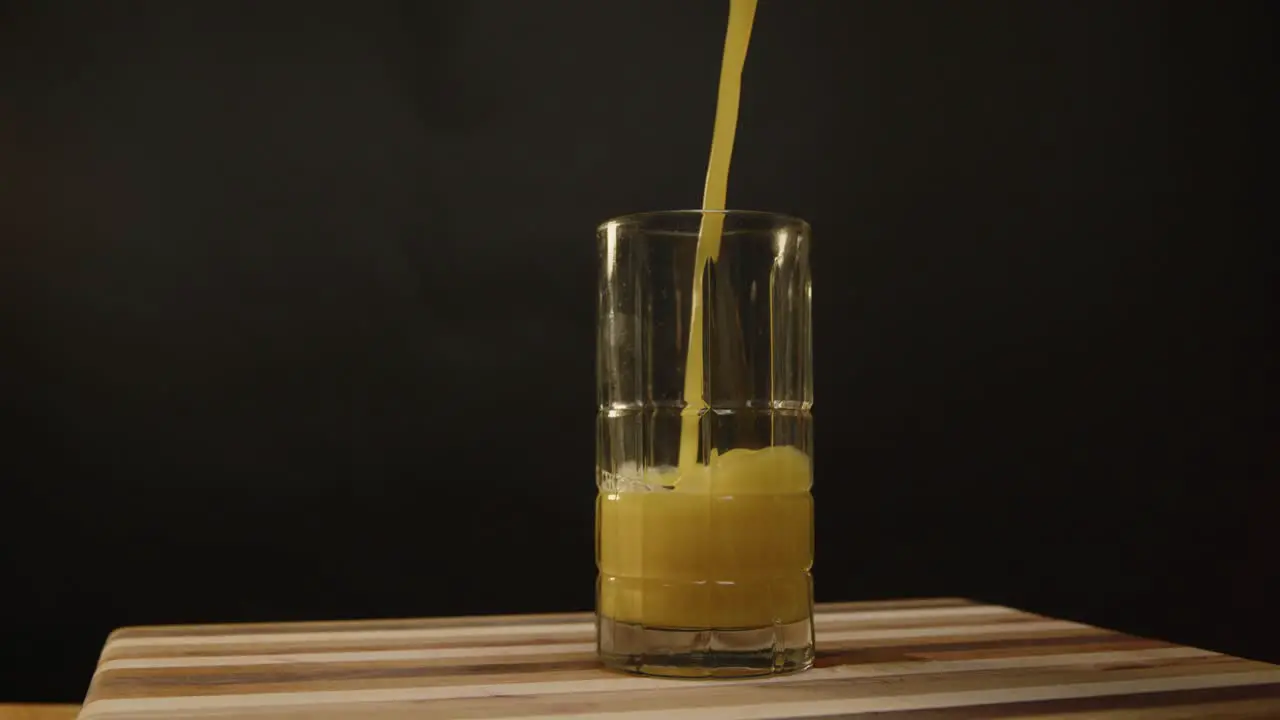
[595,210,814,678]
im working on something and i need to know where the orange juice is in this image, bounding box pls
[597,445,813,629]
[596,0,813,641]
[678,0,757,470]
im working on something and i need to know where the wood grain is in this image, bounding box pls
[0,705,80,720]
[76,600,1280,719]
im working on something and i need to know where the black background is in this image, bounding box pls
[1,0,1275,703]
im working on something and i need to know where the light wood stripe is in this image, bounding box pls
[79,669,1280,718]
[977,697,1280,719]
[81,691,1280,720]
[102,606,1021,651]
[102,622,596,649]
[498,672,1280,720]
[100,617,1077,661]
[98,600,976,640]
[83,650,1253,705]
[99,599,982,642]
[98,642,603,671]
[98,632,595,662]
[95,629,1138,666]
[823,619,1084,642]
[93,647,1214,687]
[77,600,1280,719]
[96,630,1166,674]
[94,610,1060,663]
[105,612,598,639]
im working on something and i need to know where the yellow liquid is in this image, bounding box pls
[678,0,757,470]
[597,0,814,631]
[597,445,813,628]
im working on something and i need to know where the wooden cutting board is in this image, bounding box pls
[0,706,80,720]
[78,598,1280,719]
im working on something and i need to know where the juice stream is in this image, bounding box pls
[598,0,813,630]
[677,0,757,471]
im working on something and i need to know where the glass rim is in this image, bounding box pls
[597,209,810,235]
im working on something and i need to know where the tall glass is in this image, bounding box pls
[595,210,814,678]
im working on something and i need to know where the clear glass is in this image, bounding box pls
[595,210,814,678]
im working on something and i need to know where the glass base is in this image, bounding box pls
[597,615,815,678]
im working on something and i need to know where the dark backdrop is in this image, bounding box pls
[1,0,1275,703]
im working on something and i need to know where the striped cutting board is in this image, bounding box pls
[78,599,1280,719]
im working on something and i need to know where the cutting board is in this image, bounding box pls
[78,598,1280,718]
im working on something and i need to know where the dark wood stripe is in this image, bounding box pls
[812,598,978,612]
[808,680,1280,718]
[914,638,1172,661]
[97,627,1152,681]
[817,612,1045,631]
[99,635,595,662]
[97,623,1118,665]
[96,633,1162,698]
[93,655,602,699]
[163,659,1270,719]
[90,649,1258,703]
[78,599,1280,718]
[107,600,981,640]
[99,613,1055,663]
[105,611,1034,656]
[815,632,1153,666]
[108,612,594,640]
[778,657,1257,698]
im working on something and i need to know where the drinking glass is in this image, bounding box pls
[595,210,814,677]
